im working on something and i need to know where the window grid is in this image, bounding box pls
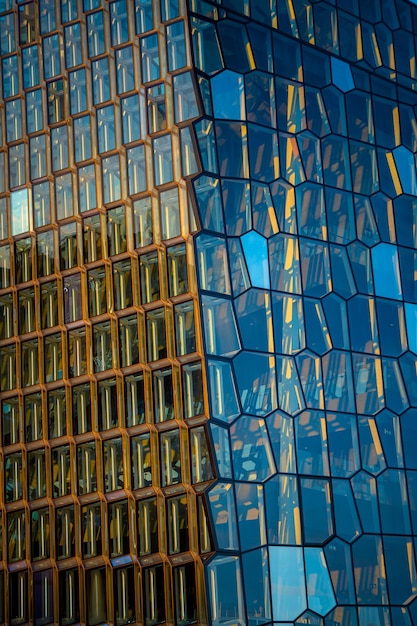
[0,0,210,624]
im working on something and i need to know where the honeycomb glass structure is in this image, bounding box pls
[2,0,417,625]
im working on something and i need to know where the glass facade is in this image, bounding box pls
[1,0,417,624]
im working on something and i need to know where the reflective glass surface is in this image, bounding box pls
[2,0,417,623]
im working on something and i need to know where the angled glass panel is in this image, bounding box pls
[212,70,245,121]
[332,479,361,543]
[231,416,276,482]
[270,546,307,621]
[265,474,301,545]
[305,547,336,616]
[233,351,277,416]
[206,556,245,626]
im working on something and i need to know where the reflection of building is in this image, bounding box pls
[2,0,417,624]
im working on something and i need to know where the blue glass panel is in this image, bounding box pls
[270,546,307,621]
[230,416,276,482]
[209,424,233,479]
[222,179,251,236]
[181,127,199,176]
[400,353,417,404]
[324,539,356,605]
[228,238,251,296]
[22,47,39,89]
[405,303,417,354]
[270,179,297,234]
[236,289,273,353]
[322,135,352,190]
[109,0,128,46]
[300,478,333,544]
[166,21,186,71]
[296,351,324,410]
[135,0,153,34]
[269,234,301,294]
[297,131,322,184]
[382,358,409,414]
[245,72,276,128]
[358,416,386,474]
[357,607,390,626]
[326,189,356,244]
[331,57,355,92]
[190,16,223,75]
[195,234,231,294]
[372,243,402,300]
[354,355,385,415]
[242,548,272,624]
[394,196,417,248]
[11,189,30,236]
[195,119,218,174]
[350,472,380,533]
[401,410,417,469]
[193,176,224,233]
[354,195,380,247]
[348,242,374,295]
[352,535,388,604]
[272,294,305,355]
[236,483,266,551]
[233,351,277,416]
[2,54,18,98]
[299,239,331,297]
[323,86,347,135]
[153,135,173,186]
[206,555,245,626]
[350,142,379,195]
[251,183,279,237]
[322,295,350,350]
[247,23,273,73]
[375,410,404,468]
[378,469,411,534]
[266,411,296,474]
[121,95,141,144]
[207,482,239,550]
[265,474,300,545]
[295,411,329,476]
[407,471,417,533]
[249,125,280,182]
[305,87,331,137]
[173,72,199,123]
[371,192,396,244]
[201,295,240,357]
[241,231,270,289]
[393,146,417,195]
[304,298,332,355]
[391,607,413,626]
[305,547,337,615]
[322,351,355,413]
[384,535,417,604]
[141,34,160,83]
[346,89,374,145]
[297,183,325,239]
[329,246,356,299]
[207,359,240,423]
[217,19,254,74]
[216,121,249,179]
[378,148,407,197]
[348,296,379,354]
[211,71,245,121]
[279,133,305,184]
[332,479,361,542]
[377,299,407,357]
[276,356,305,416]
